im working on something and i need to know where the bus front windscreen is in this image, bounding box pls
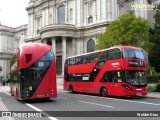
[123,49,145,59]
[125,70,147,86]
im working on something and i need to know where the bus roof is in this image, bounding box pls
[18,43,51,50]
[18,43,52,68]
[66,45,143,59]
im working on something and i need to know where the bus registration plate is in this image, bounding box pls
[136,93,142,96]
[37,94,45,97]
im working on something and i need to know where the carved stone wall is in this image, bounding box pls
[0,25,27,78]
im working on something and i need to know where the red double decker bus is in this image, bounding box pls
[10,43,57,100]
[64,46,147,97]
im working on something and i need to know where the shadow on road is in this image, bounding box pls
[23,98,57,104]
[66,91,148,100]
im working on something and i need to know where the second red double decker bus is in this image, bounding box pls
[64,45,147,97]
[10,43,57,100]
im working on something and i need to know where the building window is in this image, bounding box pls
[37,18,40,28]
[37,29,40,35]
[57,5,65,24]
[87,39,95,53]
[88,16,93,23]
[49,14,52,24]
[36,17,40,35]
[88,2,93,16]
[69,8,73,21]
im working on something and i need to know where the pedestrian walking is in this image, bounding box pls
[1,76,5,86]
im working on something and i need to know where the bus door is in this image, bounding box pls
[111,71,123,95]
[19,69,27,99]
[102,71,122,95]
[67,74,82,92]
[79,74,92,93]
[11,70,24,99]
[25,67,48,98]
[64,60,70,90]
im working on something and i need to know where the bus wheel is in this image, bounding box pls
[100,87,108,97]
[69,85,74,93]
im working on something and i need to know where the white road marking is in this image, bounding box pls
[48,117,59,120]
[57,97,68,99]
[80,94,160,106]
[4,92,11,96]
[57,89,66,92]
[26,104,42,111]
[0,98,14,120]
[26,103,58,120]
[3,92,58,119]
[79,100,114,108]
[58,90,160,106]
[0,99,7,111]
[4,92,59,119]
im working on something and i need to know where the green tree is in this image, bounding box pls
[10,54,18,67]
[96,13,152,51]
[149,4,160,72]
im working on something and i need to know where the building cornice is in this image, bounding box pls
[26,21,110,40]
[25,35,41,42]
[40,24,77,39]
[15,25,28,32]
[0,52,13,59]
[76,21,109,30]
[0,25,15,33]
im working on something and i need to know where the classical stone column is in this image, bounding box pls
[62,37,66,75]
[72,38,76,56]
[114,0,118,19]
[107,0,111,21]
[76,38,81,55]
[52,37,56,55]
[31,14,34,37]
[111,0,115,20]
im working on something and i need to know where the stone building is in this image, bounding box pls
[0,25,27,78]
[0,0,160,76]
[25,0,160,75]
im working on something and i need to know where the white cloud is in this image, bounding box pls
[0,0,30,28]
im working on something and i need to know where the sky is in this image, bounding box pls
[0,0,30,28]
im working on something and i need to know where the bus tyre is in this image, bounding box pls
[100,87,108,97]
[69,85,74,93]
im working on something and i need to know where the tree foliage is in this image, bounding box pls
[10,54,18,67]
[95,13,152,51]
[149,4,160,72]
